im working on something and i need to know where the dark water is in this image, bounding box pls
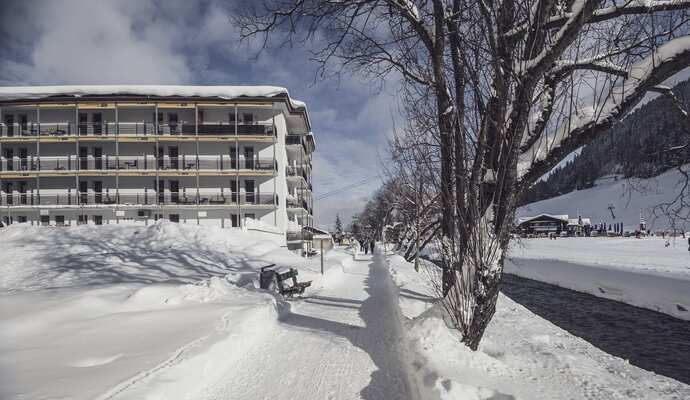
[500,274,690,385]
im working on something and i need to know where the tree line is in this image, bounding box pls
[521,78,690,206]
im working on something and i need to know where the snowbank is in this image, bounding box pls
[385,252,690,400]
[0,222,348,400]
[506,237,690,320]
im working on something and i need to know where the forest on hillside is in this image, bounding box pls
[520,79,690,206]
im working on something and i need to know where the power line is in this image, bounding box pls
[313,175,380,201]
[313,175,381,202]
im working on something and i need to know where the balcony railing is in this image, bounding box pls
[0,122,276,138]
[0,192,279,207]
[0,156,278,173]
[286,230,314,241]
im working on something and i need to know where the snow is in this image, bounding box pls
[0,221,347,400]
[512,167,690,319]
[3,219,689,399]
[506,237,690,320]
[386,253,690,399]
[0,85,308,110]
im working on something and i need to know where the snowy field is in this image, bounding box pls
[387,254,690,400]
[2,222,689,399]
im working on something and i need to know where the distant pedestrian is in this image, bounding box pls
[364,241,369,254]
[370,240,375,253]
[687,236,690,251]
[359,239,364,252]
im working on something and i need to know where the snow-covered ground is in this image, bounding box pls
[513,166,690,320]
[387,253,690,400]
[3,222,689,399]
[517,166,690,231]
[0,222,349,400]
[506,237,690,320]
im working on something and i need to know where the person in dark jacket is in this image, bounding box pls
[370,240,375,253]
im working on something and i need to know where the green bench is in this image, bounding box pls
[260,264,312,298]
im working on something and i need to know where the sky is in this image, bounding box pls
[0,0,397,230]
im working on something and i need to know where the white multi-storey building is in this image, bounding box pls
[0,86,315,250]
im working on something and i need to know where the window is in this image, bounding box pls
[243,113,253,124]
[19,114,28,134]
[40,215,50,226]
[169,214,180,223]
[230,214,238,228]
[78,215,86,225]
[245,213,255,221]
[244,147,254,170]
[245,180,255,204]
[78,113,88,135]
[55,215,65,226]
[94,215,103,225]
[18,216,27,223]
[229,113,236,124]
[92,113,102,134]
[4,115,14,137]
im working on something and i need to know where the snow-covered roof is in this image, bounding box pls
[567,218,591,226]
[517,214,569,224]
[0,85,307,110]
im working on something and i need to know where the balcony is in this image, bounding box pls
[0,122,276,138]
[287,195,312,214]
[286,165,313,191]
[0,192,279,207]
[286,133,307,154]
[0,156,278,174]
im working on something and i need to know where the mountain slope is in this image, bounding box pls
[517,167,690,231]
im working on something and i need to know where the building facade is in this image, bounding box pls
[0,86,315,250]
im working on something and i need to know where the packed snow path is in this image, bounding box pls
[204,250,421,400]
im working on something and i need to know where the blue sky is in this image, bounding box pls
[0,0,397,230]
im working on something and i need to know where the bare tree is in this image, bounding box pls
[236,0,690,350]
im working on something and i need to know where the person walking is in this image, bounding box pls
[370,240,375,253]
[359,239,364,252]
[687,236,690,251]
[364,240,369,255]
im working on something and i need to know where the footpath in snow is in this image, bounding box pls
[204,249,421,399]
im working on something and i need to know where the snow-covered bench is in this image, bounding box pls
[260,265,312,298]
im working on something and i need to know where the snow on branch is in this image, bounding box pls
[507,0,690,38]
[517,35,690,183]
[518,0,598,77]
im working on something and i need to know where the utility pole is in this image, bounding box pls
[320,240,324,275]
